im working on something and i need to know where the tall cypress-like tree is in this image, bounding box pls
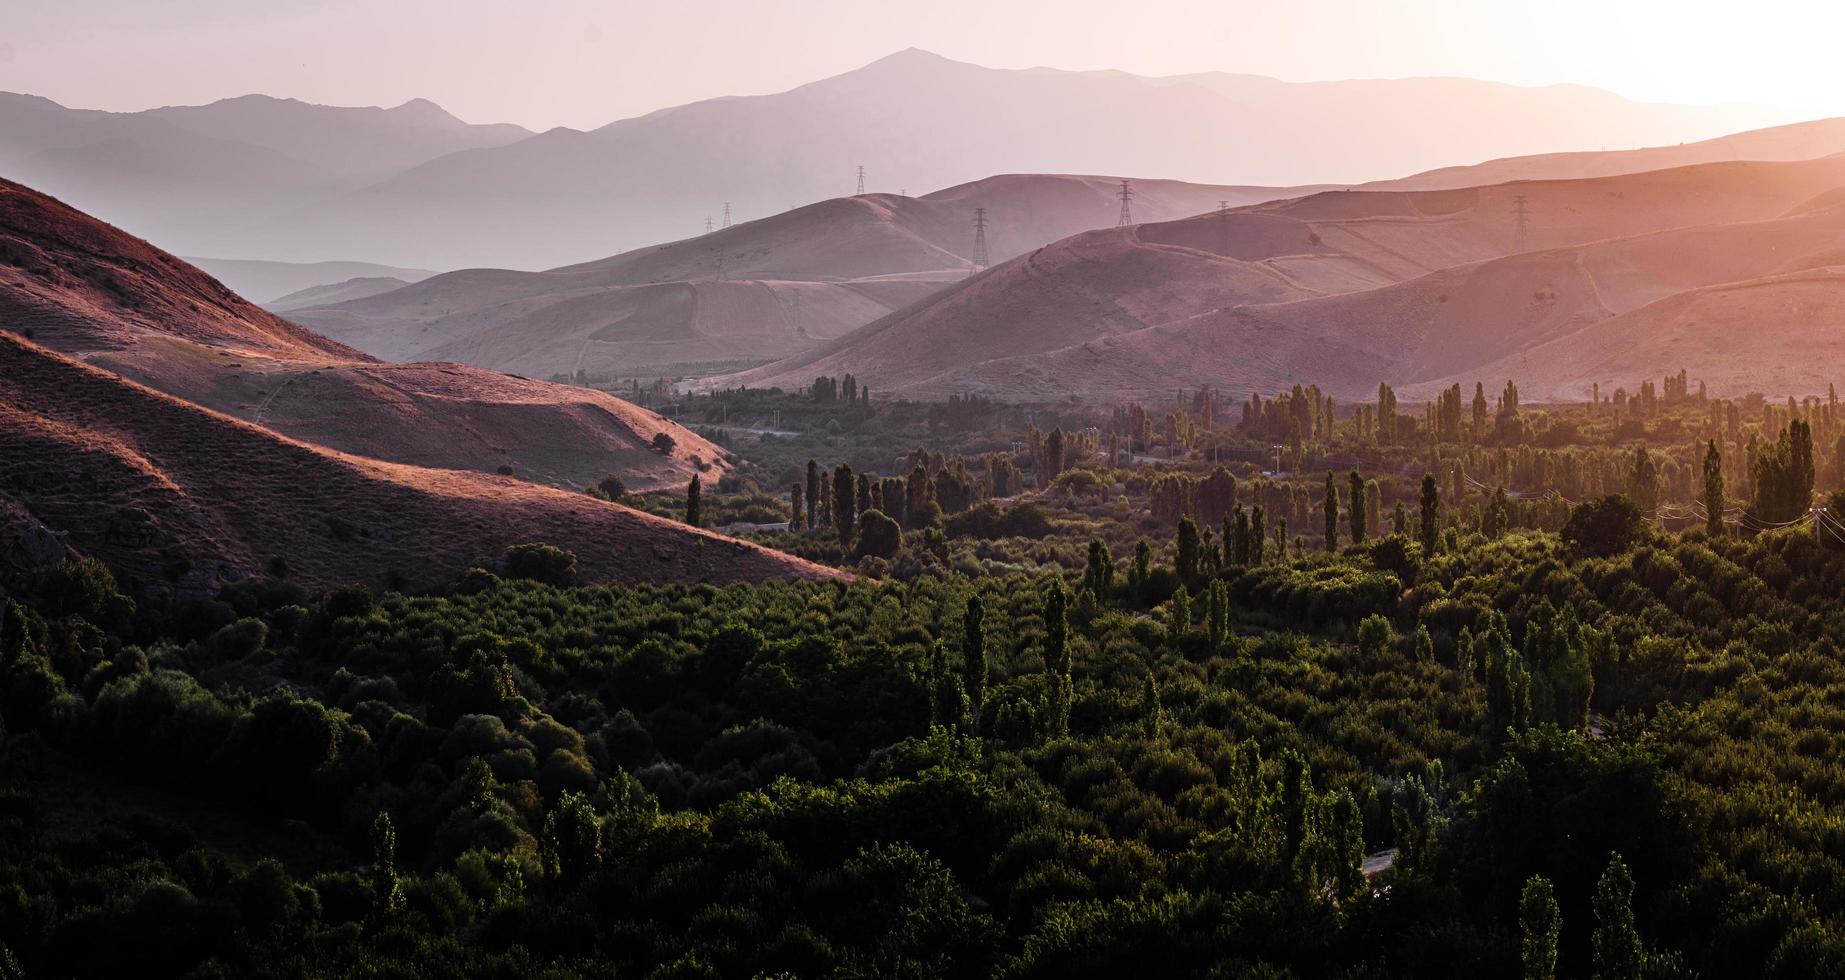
[805,459,820,527]
[1323,472,1340,550]
[1593,853,1644,980]
[962,593,987,724]
[833,464,856,543]
[1043,579,1071,736]
[1141,669,1162,738]
[1167,585,1191,651]
[1207,579,1229,649]
[1348,471,1367,544]
[1130,539,1152,602]
[790,483,805,531]
[1702,440,1725,538]
[1520,875,1560,980]
[1084,539,1114,598]
[1419,474,1441,554]
[1175,517,1202,586]
[370,811,403,919]
[683,475,702,527]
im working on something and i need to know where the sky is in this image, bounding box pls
[3,0,1840,130]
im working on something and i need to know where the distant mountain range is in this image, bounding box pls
[0,49,1807,270]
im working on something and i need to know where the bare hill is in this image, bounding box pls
[286,175,1295,378]
[0,178,724,490]
[720,158,1845,398]
[934,203,1845,402]
[185,256,436,305]
[1372,116,1845,192]
[1405,267,1845,402]
[0,332,834,593]
[267,277,415,312]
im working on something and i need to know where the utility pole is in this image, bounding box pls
[722,202,732,228]
[970,207,990,273]
[856,165,866,195]
[1511,194,1530,252]
[1116,179,1134,227]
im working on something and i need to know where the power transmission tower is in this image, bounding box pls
[1116,179,1134,226]
[856,165,866,195]
[704,216,714,235]
[722,202,732,228]
[970,207,990,273]
[1511,194,1531,252]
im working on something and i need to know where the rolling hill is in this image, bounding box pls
[284,174,1302,377]
[0,177,724,490]
[717,157,1845,401]
[1404,266,1845,403]
[184,256,437,305]
[1370,116,1845,192]
[0,331,835,593]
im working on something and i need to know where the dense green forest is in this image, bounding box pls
[8,376,1845,978]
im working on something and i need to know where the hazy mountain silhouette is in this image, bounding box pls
[2,50,1804,270]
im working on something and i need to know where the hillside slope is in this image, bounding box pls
[718,157,1845,399]
[0,178,722,489]
[287,174,1295,377]
[919,202,1845,403]
[1371,116,1845,192]
[0,333,834,592]
[1405,267,1845,402]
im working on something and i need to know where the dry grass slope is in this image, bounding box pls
[0,332,837,592]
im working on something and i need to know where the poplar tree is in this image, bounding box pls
[1043,579,1070,736]
[1323,472,1340,550]
[370,811,403,920]
[1084,539,1113,598]
[1593,853,1644,980]
[684,475,702,528]
[1521,875,1560,980]
[1420,474,1441,554]
[1176,517,1202,586]
[805,459,820,527]
[1348,470,1367,543]
[1702,440,1725,538]
[1207,579,1229,649]
[833,464,856,543]
[962,593,987,724]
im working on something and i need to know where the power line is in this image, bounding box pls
[970,207,990,273]
[1117,179,1134,227]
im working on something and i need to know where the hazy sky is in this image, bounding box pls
[4,0,1839,130]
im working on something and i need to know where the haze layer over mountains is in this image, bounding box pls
[0,49,1803,271]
